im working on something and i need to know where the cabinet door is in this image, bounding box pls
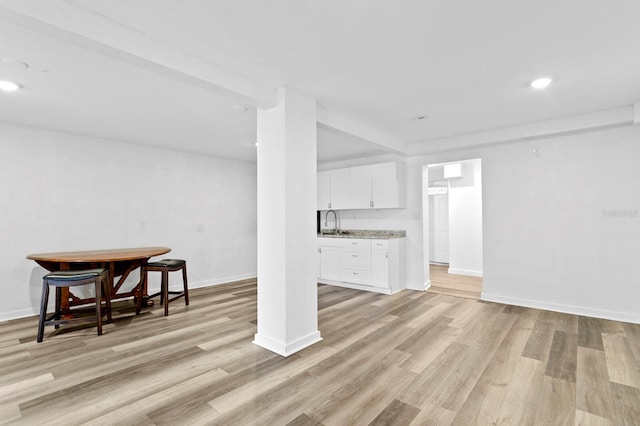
[349,165,372,209]
[371,249,389,288]
[319,246,341,281]
[330,168,350,210]
[372,162,398,208]
[317,171,331,210]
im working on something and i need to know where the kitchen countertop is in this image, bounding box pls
[317,229,406,239]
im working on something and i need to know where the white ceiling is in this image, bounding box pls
[1,1,639,163]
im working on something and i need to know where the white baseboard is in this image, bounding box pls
[405,280,430,291]
[253,330,323,357]
[318,278,393,294]
[0,273,259,323]
[188,273,257,290]
[0,308,40,322]
[481,292,640,324]
[448,268,483,277]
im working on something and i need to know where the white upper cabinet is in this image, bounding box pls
[372,162,402,209]
[330,168,350,209]
[317,161,404,210]
[348,165,372,209]
[317,170,331,210]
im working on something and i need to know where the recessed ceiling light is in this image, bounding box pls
[0,80,21,92]
[530,77,552,89]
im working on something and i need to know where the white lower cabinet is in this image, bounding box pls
[319,245,341,281]
[317,237,404,294]
[371,249,389,288]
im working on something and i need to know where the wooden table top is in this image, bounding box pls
[26,247,171,263]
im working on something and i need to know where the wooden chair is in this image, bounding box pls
[37,268,112,342]
[136,259,189,317]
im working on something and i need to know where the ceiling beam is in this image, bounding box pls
[409,106,635,155]
[0,1,277,109]
[317,106,408,155]
[0,0,410,155]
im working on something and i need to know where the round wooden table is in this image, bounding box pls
[27,247,171,312]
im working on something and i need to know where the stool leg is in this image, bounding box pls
[54,287,62,329]
[182,264,189,306]
[95,277,103,336]
[163,268,169,317]
[37,281,50,343]
[136,267,146,315]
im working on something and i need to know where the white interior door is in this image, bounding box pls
[430,194,449,263]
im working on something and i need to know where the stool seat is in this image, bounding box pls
[37,268,112,342]
[136,259,189,317]
[146,259,186,268]
[44,268,106,280]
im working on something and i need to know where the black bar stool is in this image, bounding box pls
[37,268,111,342]
[136,259,189,317]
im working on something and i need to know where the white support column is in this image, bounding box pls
[254,87,322,357]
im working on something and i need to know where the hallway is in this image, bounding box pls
[428,263,482,300]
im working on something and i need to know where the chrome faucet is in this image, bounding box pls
[325,210,340,234]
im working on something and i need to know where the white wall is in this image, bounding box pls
[0,122,257,321]
[416,124,640,323]
[447,159,483,277]
[479,125,640,323]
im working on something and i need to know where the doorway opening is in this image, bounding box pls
[423,159,483,299]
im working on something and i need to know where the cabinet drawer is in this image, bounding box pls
[341,250,370,266]
[340,238,371,249]
[342,267,371,285]
[371,239,389,249]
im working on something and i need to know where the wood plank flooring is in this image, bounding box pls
[1,279,639,425]
[429,264,482,300]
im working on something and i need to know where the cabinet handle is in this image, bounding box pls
[318,248,321,253]
[386,252,388,259]
[353,272,359,275]
[371,200,375,208]
[352,254,358,257]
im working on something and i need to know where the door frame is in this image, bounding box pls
[422,158,484,290]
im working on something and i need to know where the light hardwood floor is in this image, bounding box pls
[1,279,639,425]
[429,264,482,300]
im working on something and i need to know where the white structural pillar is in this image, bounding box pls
[254,87,322,356]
